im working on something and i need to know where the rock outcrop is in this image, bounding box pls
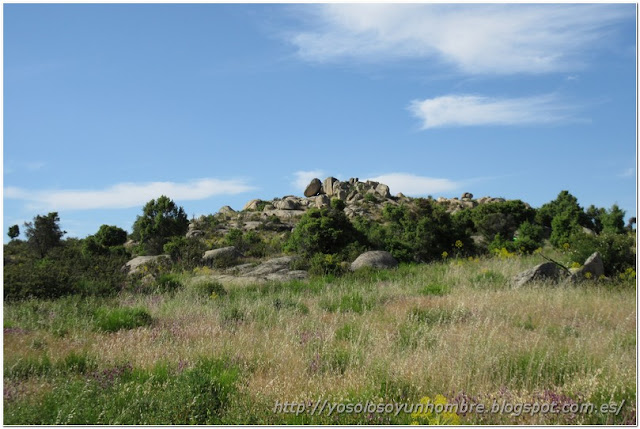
[304,178,322,197]
[203,246,241,265]
[571,252,604,282]
[122,255,170,275]
[350,250,398,271]
[512,262,566,287]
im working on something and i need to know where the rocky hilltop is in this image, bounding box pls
[187,176,519,236]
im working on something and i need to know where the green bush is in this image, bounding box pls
[94,307,153,332]
[163,237,207,269]
[192,281,227,299]
[308,253,346,276]
[286,206,365,258]
[358,200,471,263]
[568,231,636,276]
[419,282,450,296]
[156,274,183,293]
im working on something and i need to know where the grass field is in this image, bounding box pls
[3,253,636,424]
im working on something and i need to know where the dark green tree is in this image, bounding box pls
[95,224,128,247]
[600,204,626,234]
[24,212,66,258]
[8,224,19,240]
[286,202,364,258]
[131,196,189,255]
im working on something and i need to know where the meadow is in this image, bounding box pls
[3,251,636,425]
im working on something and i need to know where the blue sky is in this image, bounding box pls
[4,3,637,241]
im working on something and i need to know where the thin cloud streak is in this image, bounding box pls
[5,178,256,211]
[409,94,575,129]
[292,170,326,192]
[366,173,460,196]
[289,4,630,75]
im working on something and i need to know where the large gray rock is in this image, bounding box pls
[243,199,263,211]
[314,194,330,209]
[304,178,322,197]
[350,251,398,271]
[274,199,299,210]
[219,205,236,215]
[122,255,170,275]
[203,246,240,264]
[375,183,391,199]
[186,229,205,238]
[323,177,338,196]
[512,262,565,287]
[572,252,604,281]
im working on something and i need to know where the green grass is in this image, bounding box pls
[93,307,153,332]
[4,255,636,425]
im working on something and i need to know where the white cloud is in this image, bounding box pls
[366,173,460,196]
[619,167,635,178]
[289,4,630,74]
[292,170,326,191]
[409,93,574,129]
[4,178,255,211]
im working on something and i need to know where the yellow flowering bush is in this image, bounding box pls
[411,394,460,425]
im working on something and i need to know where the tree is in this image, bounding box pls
[94,225,128,247]
[8,225,19,240]
[600,204,626,234]
[286,202,364,258]
[131,196,189,255]
[24,212,66,258]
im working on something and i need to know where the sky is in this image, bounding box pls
[3,3,637,241]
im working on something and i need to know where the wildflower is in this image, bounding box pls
[442,251,448,260]
[455,240,463,249]
[584,272,592,279]
[562,243,570,251]
[411,395,460,425]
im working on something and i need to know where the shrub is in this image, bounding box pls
[192,281,227,299]
[156,274,183,293]
[286,206,365,258]
[568,231,636,276]
[308,253,346,276]
[513,220,544,254]
[163,237,207,269]
[94,307,153,332]
[360,200,471,263]
[419,283,450,296]
[471,200,536,243]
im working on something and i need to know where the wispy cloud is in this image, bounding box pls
[366,173,460,196]
[618,167,635,178]
[5,178,255,211]
[409,94,575,129]
[289,4,630,75]
[292,170,326,191]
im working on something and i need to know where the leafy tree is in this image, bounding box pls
[95,224,128,247]
[600,204,626,234]
[536,190,590,229]
[131,196,189,255]
[513,220,544,254]
[471,200,536,242]
[83,225,129,257]
[8,225,19,240]
[24,212,66,258]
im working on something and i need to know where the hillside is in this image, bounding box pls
[3,176,636,425]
